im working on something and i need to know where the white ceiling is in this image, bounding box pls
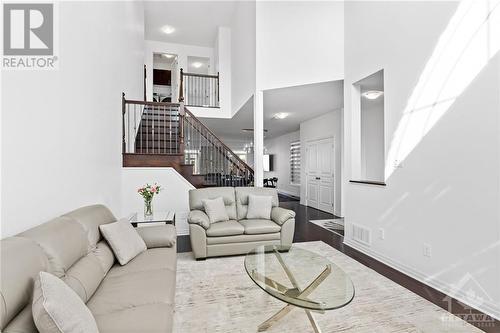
[200,80,344,142]
[144,1,236,47]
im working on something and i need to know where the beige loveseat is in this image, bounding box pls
[188,187,296,259]
[0,205,177,333]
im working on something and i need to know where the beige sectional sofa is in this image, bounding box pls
[188,187,296,259]
[0,205,177,333]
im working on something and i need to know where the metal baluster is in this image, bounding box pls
[145,105,148,154]
[133,105,136,153]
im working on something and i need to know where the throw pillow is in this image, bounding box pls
[202,197,229,224]
[32,271,99,333]
[99,218,146,265]
[247,195,273,220]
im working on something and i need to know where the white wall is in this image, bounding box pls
[360,99,385,181]
[230,1,256,115]
[264,131,300,197]
[344,1,500,319]
[1,1,145,237]
[256,1,344,91]
[215,27,232,117]
[300,110,343,216]
[121,168,194,235]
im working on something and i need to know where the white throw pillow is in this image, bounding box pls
[202,197,229,224]
[247,195,273,220]
[99,218,146,265]
[32,272,99,333]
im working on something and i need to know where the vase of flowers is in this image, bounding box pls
[138,183,161,217]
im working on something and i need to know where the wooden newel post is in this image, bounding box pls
[179,68,184,103]
[217,71,220,103]
[122,92,126,153]
[179,103,185,154]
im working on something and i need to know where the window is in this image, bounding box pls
[290,141,301,185]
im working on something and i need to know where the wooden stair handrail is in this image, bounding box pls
[183,115,249,175]
[124,98,181,107]
[181,71,219,79]
[184,107,254,174]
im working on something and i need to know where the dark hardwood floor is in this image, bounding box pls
[177,199,499,332]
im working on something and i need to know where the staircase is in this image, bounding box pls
[122,93,254,188]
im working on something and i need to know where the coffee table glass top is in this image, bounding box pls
[244,245,355,311]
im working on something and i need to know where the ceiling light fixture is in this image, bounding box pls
[242,128,268,133]
[191,62,203,68]
[362,90,384,100]
[162,54,174,59]
[273,113,289,120]
[161,25,175,34]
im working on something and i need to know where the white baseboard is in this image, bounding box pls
[343,238,500,321]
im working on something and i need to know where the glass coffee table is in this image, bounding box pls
[245,245,355,332]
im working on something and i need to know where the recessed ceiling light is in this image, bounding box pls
[362,90,384,100]
[162,54,174,59]
[161,25,175,34]
[273,113,288,120]
[191,62,203,68]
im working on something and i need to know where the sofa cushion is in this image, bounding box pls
[235,187,279,220]
[63,250,109,302]
[0,237,49,331]
[2,305,37,333]
[32,272,99,333]
[107,247,177,278]
[99,219,146,265]
[246,195,273,220]
[189,187,237,220]
[93,303,174,333]
[63,205,116,251]
[239,219,281,235]
[18,217,88,277]
[87,266,175,316]
[206,232,280,245]
[205,220,244,237]
[202,197,229,224]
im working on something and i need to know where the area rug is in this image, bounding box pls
[173,241,482,333]
[309,219,345,236]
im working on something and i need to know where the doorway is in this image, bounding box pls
[305,138,335,214]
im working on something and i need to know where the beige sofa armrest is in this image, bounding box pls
[188,210,210,229]
[137,224,176,248]
[271,207,296,225]
[280,218,295,246]
[189,224,207,259]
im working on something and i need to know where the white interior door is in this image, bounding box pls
[306,138,334,214]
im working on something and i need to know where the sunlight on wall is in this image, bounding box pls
[386,0,500,179]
